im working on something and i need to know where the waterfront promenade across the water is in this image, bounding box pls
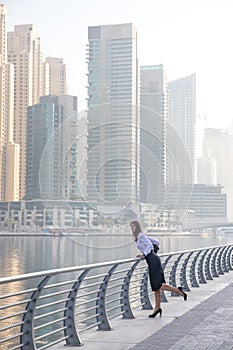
[52,271,233,350]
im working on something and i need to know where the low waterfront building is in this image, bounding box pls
[165,184,227,222]
[0,200,98,232]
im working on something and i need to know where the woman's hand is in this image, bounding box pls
[136,254,145,259]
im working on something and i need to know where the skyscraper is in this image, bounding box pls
[0,4,8,200]
[7,24,44,199]
[0,4,19,201]
[0,5,7,149]
[168,73,196,185]
[45,57,67,95]
[203,128,233,219]
[140,65,167,207]
[26,95,78,200]
[77,112,88,199]
[196,157,217,186]
[86,23,139,206]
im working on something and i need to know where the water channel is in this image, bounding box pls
[1,232,232,277]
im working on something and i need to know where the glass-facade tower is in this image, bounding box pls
[140,65,167,208]
[86,23,139,206]
[26,95,78,200]
[168,73,196,185]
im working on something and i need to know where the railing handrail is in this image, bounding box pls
[0,258,137,284]
[0,243,231,284]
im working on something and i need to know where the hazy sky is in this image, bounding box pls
[3,0,233,128]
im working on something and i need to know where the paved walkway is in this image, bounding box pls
[52,271,233,350]
[131,282,233,350]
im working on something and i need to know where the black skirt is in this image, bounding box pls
[145,251,166,291]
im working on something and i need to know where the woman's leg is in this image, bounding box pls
[148,289,163,318]
[160,283,183,296]
[154,289,161,310]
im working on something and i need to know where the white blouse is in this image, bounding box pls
[136,232,160,256]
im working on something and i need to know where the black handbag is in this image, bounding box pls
[153,244,159,253]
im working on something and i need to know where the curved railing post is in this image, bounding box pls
[161,255,173,302]
[140,269,153,310]
[204,247,217,279]
[179,252,193,291]
[189,250,201,287]
[231,246,233,268]
[216,247,225,275]
[226,245,233,270]
[120,260,141,319]
[20,275,51,350]
[197,249,209,283]
[64,269,90,346]
[222,245,231,272]
[211,247,221,277]
[204,249,213,280]
[169,253,184,296]
[96,264,119,330]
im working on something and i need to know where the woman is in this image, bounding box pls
[130,220,187,318]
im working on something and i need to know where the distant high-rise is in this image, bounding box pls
[196,157,217,186]
[168,73,196,185]
[45,57,67,95]
[26,95,78,200]
[0,4,7,200]
[86,23,139,206]
[140,65,167,207]
[0,5,7,147]
[203,128,233,219]
[77,112,88,199]
[7,24,45,199]
[0,5,19,201]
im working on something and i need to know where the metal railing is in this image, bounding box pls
[0,244,232,349]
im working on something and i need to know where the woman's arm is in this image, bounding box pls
[148,236,160,246]
[137,233,153,256]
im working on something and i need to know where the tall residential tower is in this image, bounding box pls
[0,4,19,201]
[168,73,196,185]
[86,23,139,206]
[140,65,167,208]
[45,57,67,95]
[7,24,44,199]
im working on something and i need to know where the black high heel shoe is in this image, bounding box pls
[148,307,162,318]
[178,286,187,301]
